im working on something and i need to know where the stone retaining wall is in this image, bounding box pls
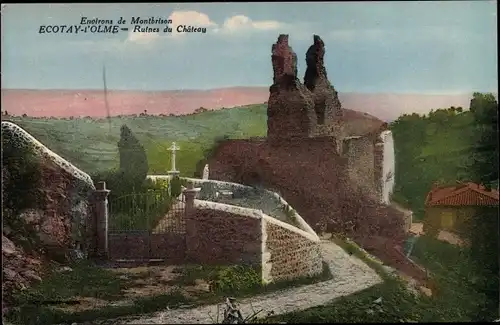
[186,204,262,267]
[263,218,323,283]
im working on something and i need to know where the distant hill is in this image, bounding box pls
[2,88,493,122]
[2,104,269,175]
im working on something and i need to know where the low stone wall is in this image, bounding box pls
[262,217,323,283]
[186,202,262,267]
[180,177,319,239]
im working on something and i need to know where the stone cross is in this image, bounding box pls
[202,164,209,180]
[168,142,180,172]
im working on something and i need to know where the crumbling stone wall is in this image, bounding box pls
[263,219,323,282]
[344,136,377,199]
[268,35,316,141]
[267,34,345,144]
[206,33,413,279]
[304,35,343,127]
[185,207,262,267]
[1,121,95,312]
[207,138,409,268]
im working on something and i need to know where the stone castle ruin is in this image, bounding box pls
[268,34,343,145]
[206,34,411,272]
[265,34,395,202]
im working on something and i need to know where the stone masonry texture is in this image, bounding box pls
[265,221,323,282]
[204,33,430,280]
[186,208,262,267]
[2,121,95,313]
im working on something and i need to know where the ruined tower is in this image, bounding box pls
[267,34,345,144]
[267,35,315,141]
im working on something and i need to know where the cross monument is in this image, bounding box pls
[168,142,180,174]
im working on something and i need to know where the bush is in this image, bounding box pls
[194,134,230,178]
[117,124,148,187]
[170,175,182,198]
[212,265,262,294]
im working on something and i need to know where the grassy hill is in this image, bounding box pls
[3,103,480,220]
[3,104,267,177]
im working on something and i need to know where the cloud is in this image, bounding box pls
[165,11,287,38]
[166,10,217,39]
[126,29,160,44]
[169,10,217,28]
[218,15,285,33]
[71,11,292,51]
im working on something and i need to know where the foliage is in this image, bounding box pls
[108,190,173,231]
[1,131,45,215]
[117,124,149,187]
[390,106,476,219]
[170,175,182,198]
[144,178,170,192]
[259,236,496,323]
[194,134,230,178]
[5,104,267,175]
[390,92,498,319]
[212,266,262,293]
[411,235,497,321]
[145,139,208,177]
[467,92,499,187]
[6,260,190,325]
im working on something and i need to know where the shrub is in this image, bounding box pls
[117,124,148,187]
[194,134,230,177]
[212,265,262,293]
[170,175,182,198]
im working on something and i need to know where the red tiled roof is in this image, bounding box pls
[425,182,499,206]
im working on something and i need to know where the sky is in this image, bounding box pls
[1,2,497,93]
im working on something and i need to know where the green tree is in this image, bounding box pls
[464,92,499,319]
[468,92,499,187]
[117,124,148,188]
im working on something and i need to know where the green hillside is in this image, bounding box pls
[3,104,267,177]
[3,98,494,221]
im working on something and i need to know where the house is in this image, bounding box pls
[423,182,499,238]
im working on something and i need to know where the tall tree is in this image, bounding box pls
[469,92,499,187]
[464,92,499,318]
[117,124,148,188]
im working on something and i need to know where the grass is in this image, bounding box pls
[257,235,496,323]
[5,260,332,325]
[5,260,191,325]
[108,191,174,231]
[4,104,267,176]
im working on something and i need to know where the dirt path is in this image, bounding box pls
[121,240,382,324]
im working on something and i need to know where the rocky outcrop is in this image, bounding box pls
[1,121,95,312]
[304,35,343,123]
[267,35,316,141]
